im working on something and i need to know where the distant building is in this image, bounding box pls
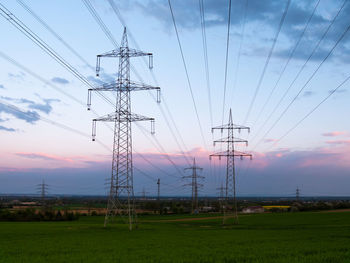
[242,206,264,214]
[201,206,214,212]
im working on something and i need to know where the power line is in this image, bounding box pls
[231,0,249,105]
[167,0,208,149]
[135,123,186,178]
[198,0,213,128]
[86,0,192,165]
[254,17,350,150]
[12,0,189,178]
[269,73,350,150]
[0,3,114,107]
[0,100,177,194]
[250,0,347,145]
[243,0,291,124]
[0,100,111,152]
[221,0,232,125]
[16,0,93,70]
[251,0,321,130]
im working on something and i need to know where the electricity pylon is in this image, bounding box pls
[139,187,149,200]
[36,179,48,207]
[296,187,300,201]
[157,178,160,202]
[88,27,160,229]
[217,182,226,201]
[183,158,204,214]
[210,109,252,225]
[157,178,162,214]
[216,182,226,213]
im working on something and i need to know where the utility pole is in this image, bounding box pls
[88,27,160,229]
[183,158,204,214]
[210,109,252,225]
[296,187,300,202]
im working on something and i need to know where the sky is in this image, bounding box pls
[0,0,349,197]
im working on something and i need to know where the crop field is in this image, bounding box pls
[0,211,350,263]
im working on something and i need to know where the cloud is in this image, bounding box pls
[51,77,70,85]
[15,152,74,163]
[0,84,4,89]
[303,91,315,97]
[0,96,60,114]
[263,138,277,143]
[325,140,350,145]
[329,88,347,94]
[0,125,15,132]
[0,103,40,123]
[131,0,349,62]
[8,71,25,80]
[87,68,116,86]
[322,131,347,137]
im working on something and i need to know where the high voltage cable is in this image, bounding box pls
[221,0,232,125]
[231,0,249,105]
[134,150,179,179]
[85,0,192,165]
[268,74,350,151]
[0,51,86,108]
[250,0,347,144]
[0,101,180,191]
[254,16,350,150]
[198,0,213,128]
[251,0,321,130]
[82,0,118,48]
[0,43,181,182]
[86,0,191,165]
[0,100,111,152]
[243,0,291,124]
[135,123,185,178]
[107,0,191,158]
[16,0,93,71]
[107,0,192,158]
[167,0,208,149]
[0,3,114,108]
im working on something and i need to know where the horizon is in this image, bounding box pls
[1,0,350,197]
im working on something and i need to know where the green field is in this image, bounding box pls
[1,211,350,263]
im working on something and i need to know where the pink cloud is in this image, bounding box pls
[322,131,347,137]
[15,152,74,163]
[264,138,277,143]
[325,140,350,145]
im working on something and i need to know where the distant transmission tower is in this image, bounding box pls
[210,109,252,224]
[139,187,149,200]
[217,182,226,201]
[183,158,204,214]
[37,179,48,207]
[88,27,160,229]
[216,182,226,213]
[157,178,161,214]
[296,187,300,201]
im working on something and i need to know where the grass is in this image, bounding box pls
[0,211,350,262]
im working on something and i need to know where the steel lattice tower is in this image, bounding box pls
[183,158,204,214]
[210,109,252,224]
[296,187,300,202]
[88,28,160,229]
[36,179,48,208]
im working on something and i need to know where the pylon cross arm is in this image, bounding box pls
[211,124,250,132]
[97,49,152,58]
[209,150,252,159]
[93,112,154,122]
